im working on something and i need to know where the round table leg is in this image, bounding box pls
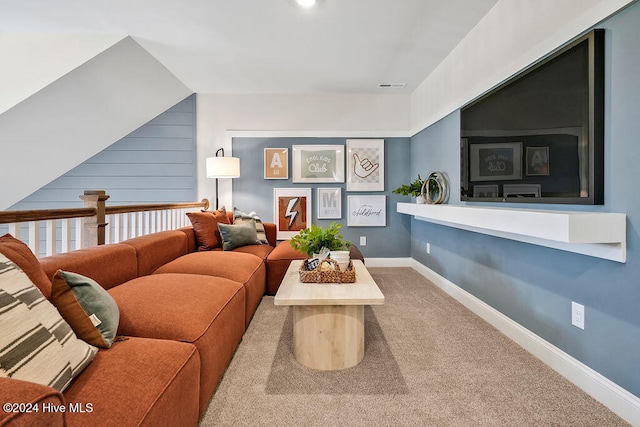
[292,304,364,370]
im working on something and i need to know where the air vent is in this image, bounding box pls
[377,83,407,89]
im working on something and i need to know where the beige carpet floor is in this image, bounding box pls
[200,267,628,426]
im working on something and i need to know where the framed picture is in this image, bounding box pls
[473,184,498,198]
[469,142,522,181]
[264,148,288,179]
[526,146,550,176]
[274,188,312,240]
[292,145,344,183]
[346,139,384,191]
[503,184,541,198]
[347,195,386,227]
[317,188,342,219]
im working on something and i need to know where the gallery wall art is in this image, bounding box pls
[346,139,384,191]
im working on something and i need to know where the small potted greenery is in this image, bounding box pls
[392,174,425,203]
[289,222,351,257]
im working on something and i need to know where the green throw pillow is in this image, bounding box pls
[51,270,120,348]
[218,221,261,251]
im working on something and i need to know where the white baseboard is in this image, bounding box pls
[365,257,413,267]
[410,259,640,426]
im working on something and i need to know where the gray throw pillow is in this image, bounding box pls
[218,221,262,251]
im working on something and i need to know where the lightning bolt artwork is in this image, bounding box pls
[284,197,299,230]
[275,189,310,240]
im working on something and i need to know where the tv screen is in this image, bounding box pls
[460,29,604,204]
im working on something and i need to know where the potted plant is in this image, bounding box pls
[392,174,425,203]
[289,222,351,257]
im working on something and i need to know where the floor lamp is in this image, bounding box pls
[206,148,240,210]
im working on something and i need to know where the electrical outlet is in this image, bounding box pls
[360,236,367,246]
[571,302,585,330]
[426,242,431,254]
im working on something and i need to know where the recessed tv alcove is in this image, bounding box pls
[460,29,604,205]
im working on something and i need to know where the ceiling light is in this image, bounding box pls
[296,0,316,8]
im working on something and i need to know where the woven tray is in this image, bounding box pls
[299,258,356,283]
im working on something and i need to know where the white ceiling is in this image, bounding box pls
[1,0,498,94]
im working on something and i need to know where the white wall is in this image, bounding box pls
[196,93,410,207]
[0,33,124,115]
[410,0,636,135]
[0,37,192,210]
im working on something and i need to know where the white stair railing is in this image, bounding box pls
[0,191,209,258]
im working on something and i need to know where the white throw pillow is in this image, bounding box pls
[0,254,97,391]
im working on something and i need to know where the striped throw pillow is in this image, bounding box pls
[0,254,97,391]
[233,208,269,244]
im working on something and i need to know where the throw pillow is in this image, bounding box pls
[186,208,229,251]
[0,254,97,392]
[50,270,120,348]
[233,208,269,244]
[0,234,52,298]
[214,206,231,225]
[217,221,261,251]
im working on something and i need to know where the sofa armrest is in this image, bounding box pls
[0,377,65,426]
[263,223,277,247]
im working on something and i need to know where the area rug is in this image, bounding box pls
[200,267,628,426]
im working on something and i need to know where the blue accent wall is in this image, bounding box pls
[410,4,640,397]
[232,137,412,258]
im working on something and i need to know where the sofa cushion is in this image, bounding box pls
[107,273,245,416]
[50,270,120,348]
[40,243,138,291]
[0,377,65,426]
[186,208,230,251]
[0,254,97,392]
[120,230,189,276]
[232,243,274,261]
[154,251,266,327]
[234,208,269,244]
[218,221,262,251]
[63,337,200,427]
[179,226,197,253]
[0,234,52,298]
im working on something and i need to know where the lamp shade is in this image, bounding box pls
[206,156,240,178]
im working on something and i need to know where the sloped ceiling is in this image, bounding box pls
[0,33,124,115]
[0,36,192,210]
[0,0,499,94]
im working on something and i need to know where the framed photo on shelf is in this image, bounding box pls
[503,184,541,198]
[526,146,550,176]
[273,188,312,240]
[469,142,522,181]
[346,139,384,191]
[473,184,499,198]
[264,148,289,179]
[292,145,344,183]
[347,195,386,227]
[317,188,342,219]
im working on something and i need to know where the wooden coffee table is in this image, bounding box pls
[274,259,384,371]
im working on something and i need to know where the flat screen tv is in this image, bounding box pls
[460,29,604,205]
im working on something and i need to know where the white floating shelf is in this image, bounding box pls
[397,203,627,263]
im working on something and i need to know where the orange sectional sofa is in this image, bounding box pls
[1,217,364,426]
